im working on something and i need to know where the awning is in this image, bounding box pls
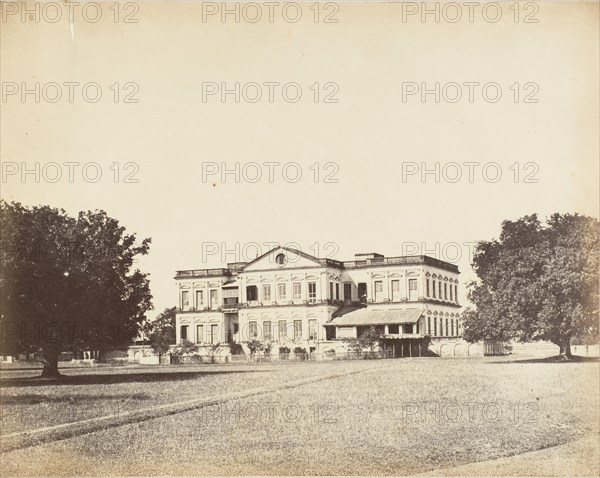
[326,308,424,326]
[221,278,239,288]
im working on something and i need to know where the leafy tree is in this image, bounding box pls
[171,339,198,356]
[143,307,176,361]
[342,326,382,359]
[0,201,152,377]
[463,213,599,358]
[244,338,263,359]
[206,342,223,364]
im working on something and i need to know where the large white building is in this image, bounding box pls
[175,246,462,358]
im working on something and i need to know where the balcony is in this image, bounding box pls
[240,299,337,308]
[222,299,242,312]
[176,306,223,313]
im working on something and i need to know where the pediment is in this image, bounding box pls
[243,247,323,272]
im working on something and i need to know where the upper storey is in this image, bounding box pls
[175,247,460,311]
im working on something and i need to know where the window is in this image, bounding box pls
[293,282,302,301]
[343,283,352,302]
[308,282,317,303]
[249,321,258,338]
[209,289,218,309]
[180,325,188,342]
[449,285,453,301]
[246,285,258,301]
[427,316,431,335]
[209,324,219,344]
[408,279,418,301]
[444,318,448,336]
[432,280,436,298]
[325,326,336,341]
[181,291,189,310]
[195,290,204,309]
[262,284,272,301]
[335,283,340,301]
[329,282,334,300]
[278,320,287,341]
[391,280,400,301]
[450,319,454,336]
[308,319,317,340]
[294,320,302,340]
[444,283,448,300]
[455,285,458,303]
[196,325,203,344]
[275,253,286,265]
[434,317,437,336]
[426,279,430,297]
[439,281,442,299]
[404,324,414,334]
[263,321,272,341]
[374,281,383,302]
[358,283,367,302]
[277,283,286,301]
[388,324,399,334]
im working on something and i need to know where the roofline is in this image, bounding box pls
[175,253,459,278]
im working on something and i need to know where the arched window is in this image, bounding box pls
[275,253,286,265]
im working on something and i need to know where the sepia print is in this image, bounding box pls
[0,1,598,476]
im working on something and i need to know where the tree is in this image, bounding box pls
[206,342,223,364]
[144,307,176,362]
[342,326,382,359]
[244,338,263,359]
[0,201,153,377]
[463,213,599,359]
[171,339,198,356]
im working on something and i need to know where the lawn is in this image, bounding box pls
[0,355,598,476]
[0,360,378,435]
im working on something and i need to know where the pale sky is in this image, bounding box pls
[2,2,598,318]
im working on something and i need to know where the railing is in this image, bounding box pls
[242,299,341,308]
[222,303,242,311]
[342,255,459,273]
[228,350,394,363]
[176,306,223,313]
[175,268,231,279]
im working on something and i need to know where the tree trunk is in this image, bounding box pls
[40,349,61,378]
[564,341,572,359]
[556,338,573,360]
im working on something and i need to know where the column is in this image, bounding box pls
[383,272,390,301]
[400,274,407,300]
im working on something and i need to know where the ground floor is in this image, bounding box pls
[174,301,463,359]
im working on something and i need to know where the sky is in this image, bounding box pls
[2,1,598,318]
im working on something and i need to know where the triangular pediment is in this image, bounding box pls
[242,246,323,271]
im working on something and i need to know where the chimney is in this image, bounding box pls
[354,252,384,260]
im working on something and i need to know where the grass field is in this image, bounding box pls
[0,355,598,476]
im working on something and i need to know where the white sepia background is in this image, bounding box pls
[1,1,598,317]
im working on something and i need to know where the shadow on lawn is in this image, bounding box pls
[0,369,263,388]
[0,392,152,405]
[491,355,599,364]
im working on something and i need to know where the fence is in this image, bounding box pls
[228,350,393,363]
[171,354,227,364]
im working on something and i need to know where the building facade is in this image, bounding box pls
[175,247,461,358]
